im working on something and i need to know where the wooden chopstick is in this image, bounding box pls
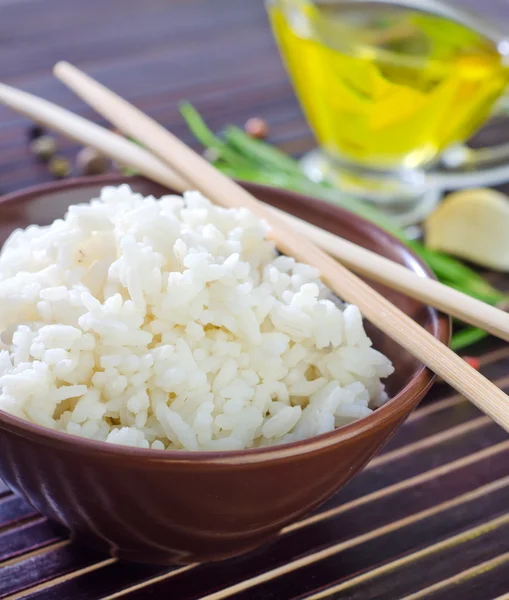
[52,61,509,432]
[0,81,507,342]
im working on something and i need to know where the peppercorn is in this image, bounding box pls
[76,146,109,175]
[112,161,139,176]
[244,117,269,139]
[48,155,71,178]
[27,124,45,141]
[29,135,57,161]
[462,356,481,371]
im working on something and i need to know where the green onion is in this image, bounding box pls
[180,103,252,170]
[223,126,304,177]
[451,327,490,351]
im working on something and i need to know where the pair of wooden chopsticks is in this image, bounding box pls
[1,63,509,432]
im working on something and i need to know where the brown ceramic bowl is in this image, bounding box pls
[0,176,449,565]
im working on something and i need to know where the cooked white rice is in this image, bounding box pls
[0,185,393,451]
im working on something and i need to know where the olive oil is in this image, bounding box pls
[269,0,509,170]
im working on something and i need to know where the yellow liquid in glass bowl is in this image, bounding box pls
[269,1,509,170]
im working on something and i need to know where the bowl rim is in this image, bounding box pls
[0,174,450,465]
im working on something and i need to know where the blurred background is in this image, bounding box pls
[0,0,290,193]
[0,0,506,194]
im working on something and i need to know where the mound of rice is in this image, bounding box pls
[0,185,393,450]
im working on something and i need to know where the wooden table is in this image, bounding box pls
[1,1,509,598]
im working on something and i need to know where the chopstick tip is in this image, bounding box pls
[53,61,72,77]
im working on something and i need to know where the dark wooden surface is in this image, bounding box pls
[1,1,509,598]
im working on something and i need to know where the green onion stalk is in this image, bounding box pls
[131,102,507,351]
